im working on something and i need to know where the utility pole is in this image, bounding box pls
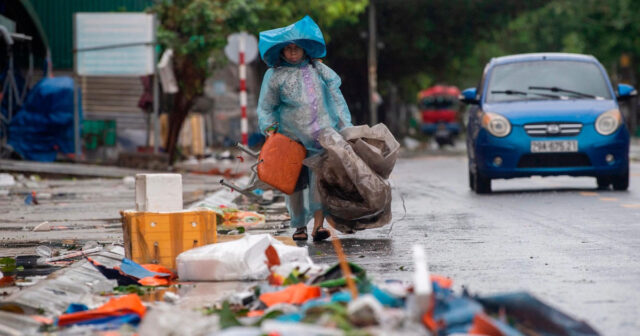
[368,1,378,126]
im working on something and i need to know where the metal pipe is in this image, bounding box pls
[236,143,260,157]
[73,41,153,53]
[152,15,160,154]
[74,79,81,159]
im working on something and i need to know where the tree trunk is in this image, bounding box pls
[165,91,193,164]
[165,56,204,164]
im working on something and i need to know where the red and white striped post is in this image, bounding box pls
[239,33,248,145]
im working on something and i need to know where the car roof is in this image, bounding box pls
[490,53,598,66]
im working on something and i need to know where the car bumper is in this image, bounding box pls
[474,125,629,179]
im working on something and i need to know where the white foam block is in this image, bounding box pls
[135,174,183,212]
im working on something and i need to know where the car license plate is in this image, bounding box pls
[530,140,578,153]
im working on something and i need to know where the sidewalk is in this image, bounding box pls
[631,137,640,161]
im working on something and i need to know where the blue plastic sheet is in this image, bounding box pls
[119,258,170,279]
[259,16,326,67]
[8,77,80,162]
[61,314,141,329]
[64,303,89,314]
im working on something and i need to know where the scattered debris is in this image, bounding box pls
[0,310,42,335]
[122,175,136,187]
[138,303,220,336]
[24,191,39,205]
[35,246,54,258]
[57,293,146,328]
[32,221,51,232]
[189,186,240,209]
[210,206,267,228]
[0,173,15,187]
[177,234,311,281]
[0,167,604,335]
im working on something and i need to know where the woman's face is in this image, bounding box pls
[282,44,304,64]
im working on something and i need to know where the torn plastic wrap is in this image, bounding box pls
[305,124,399,233]
[176,234,313,281]
[476,292,600,336]
[341,124,400,179]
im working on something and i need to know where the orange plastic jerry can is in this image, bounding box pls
[257,133,307,195]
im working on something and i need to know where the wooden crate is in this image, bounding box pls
[121,209,217,270]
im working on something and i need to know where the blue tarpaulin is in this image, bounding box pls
[8,76,80,162]
[258,16,326,67]
[119,258,171,279]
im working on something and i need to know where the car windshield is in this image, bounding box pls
[485,60,612,103]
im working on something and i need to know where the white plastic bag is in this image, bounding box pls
[176,234,312,281]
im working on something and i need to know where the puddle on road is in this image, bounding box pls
[138,285,181,303]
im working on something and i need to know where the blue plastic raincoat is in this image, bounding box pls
[257,16,353,229]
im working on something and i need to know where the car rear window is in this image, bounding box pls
[486,60,612,102]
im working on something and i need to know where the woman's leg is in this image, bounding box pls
[309,171,330,241]
[311,210,331,241]
[286,191,308,240]
[312,210,324,232]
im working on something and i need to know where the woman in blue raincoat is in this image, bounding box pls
[257,16,352,241]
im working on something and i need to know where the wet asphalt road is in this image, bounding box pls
[306,154,640,335]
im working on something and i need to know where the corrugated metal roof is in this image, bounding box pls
[27,0,154,69]
[0,247,123,317]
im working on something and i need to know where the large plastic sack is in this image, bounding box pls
[176,234,312,281]
[305,124,397,233]
[340,124,400,179]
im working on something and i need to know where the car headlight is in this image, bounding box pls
[595,109,622,135]
[481,112,511,137]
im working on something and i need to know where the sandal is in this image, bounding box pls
[292,227,308,241]
[312,226,331,242]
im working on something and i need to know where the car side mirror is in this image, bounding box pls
[460,88,479,105]
[617,83,637,101]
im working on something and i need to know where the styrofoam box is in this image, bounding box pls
[135,174,183,212]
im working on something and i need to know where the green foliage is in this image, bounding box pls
[456,0,640,87]
[347,0,640,107]
[151,0,228,77]
[254,0,368,37]
[150,0,368,93]
[302,302,368,333]
[0,257,16,273]
[217,301,242,329]
[0,257,23,274]
[113,284,156,296]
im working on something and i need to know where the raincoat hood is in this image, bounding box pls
[259,16,326,67]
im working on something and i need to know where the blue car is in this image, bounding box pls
[462,53,637,193]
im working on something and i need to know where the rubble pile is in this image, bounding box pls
[0,236,600,336]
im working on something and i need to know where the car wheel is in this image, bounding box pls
[612,171,629,191]
[596,176,610,190]
[475,171,492,194]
